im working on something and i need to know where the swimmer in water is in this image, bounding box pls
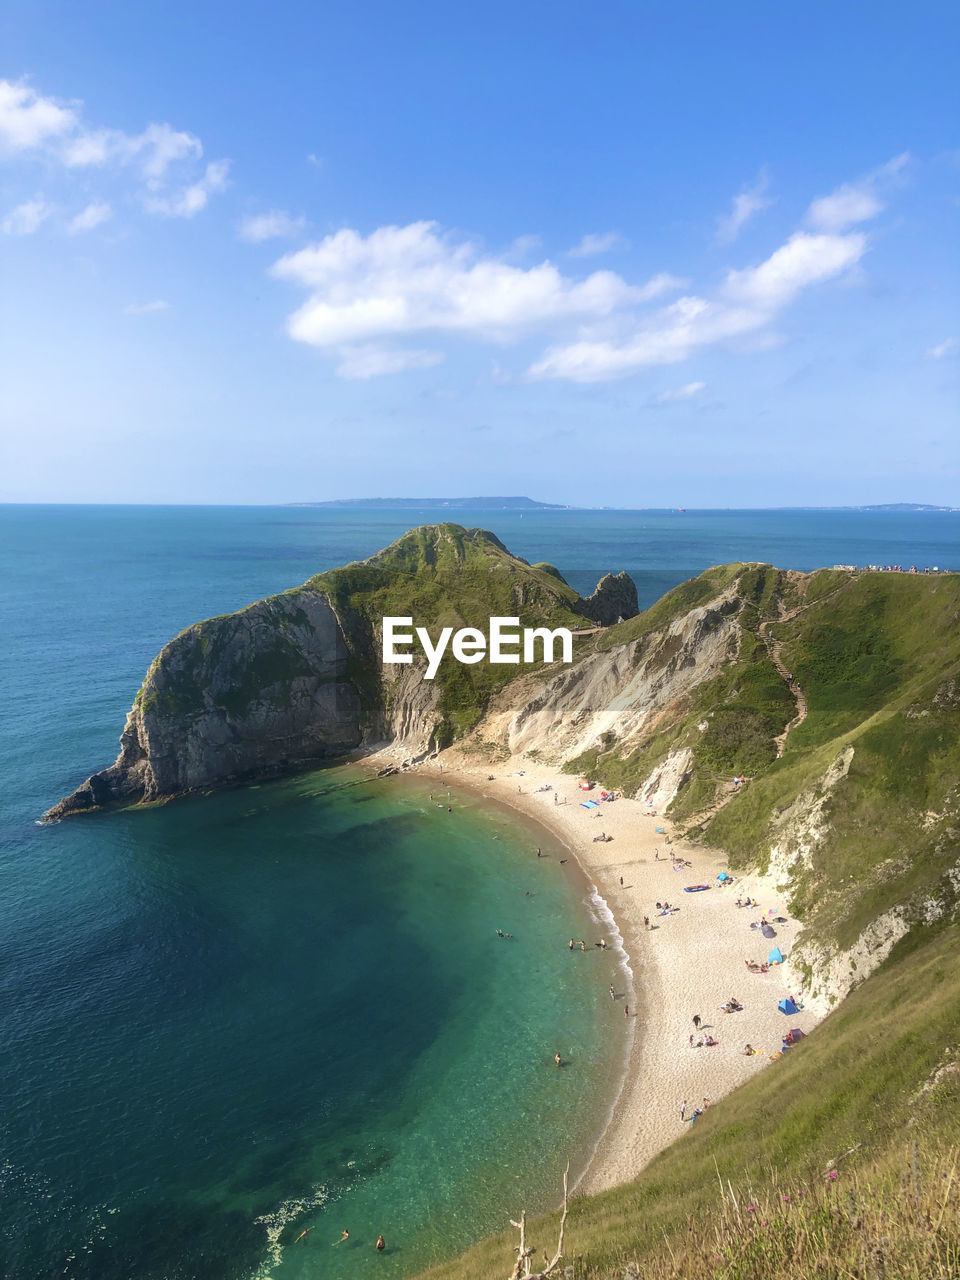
[333,1229,349,1245]
[292,1227,314,1244]
[376,1234,385,1251]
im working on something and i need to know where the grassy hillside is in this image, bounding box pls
[310,523,599,741]
[420,922,960,1280]
[706,571,960,957]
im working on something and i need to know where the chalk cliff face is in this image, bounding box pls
[45,590,364,819]
[475,590,742,767]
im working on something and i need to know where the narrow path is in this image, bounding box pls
[680,578,851,830]
[758,609,808,758]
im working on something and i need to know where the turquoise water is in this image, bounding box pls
[1,505,957,1280]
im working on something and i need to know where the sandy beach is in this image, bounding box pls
[371,747,820,1196]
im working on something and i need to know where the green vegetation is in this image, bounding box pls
[705,572,960,953]
[310,524,595,743]
[419,923,960,1280]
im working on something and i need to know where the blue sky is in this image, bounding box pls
[1,1,958,506]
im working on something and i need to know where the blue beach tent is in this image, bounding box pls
[768,947,783,964]
[717,872,731,882]
[778,997,799,1015]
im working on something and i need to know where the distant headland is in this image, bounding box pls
[288,496,571,510]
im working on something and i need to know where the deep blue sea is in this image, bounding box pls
[1,505,957,1280]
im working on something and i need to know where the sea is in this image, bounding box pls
[1,505,956,1280]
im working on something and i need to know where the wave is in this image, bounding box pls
[252,1181,330,1279]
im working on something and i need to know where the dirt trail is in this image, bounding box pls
[681,579,851,831]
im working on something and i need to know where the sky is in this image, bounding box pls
[1,0,958,506]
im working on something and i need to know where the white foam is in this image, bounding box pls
[573,884,637,1194]
[252,1182,330,1279]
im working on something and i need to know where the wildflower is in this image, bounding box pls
[761,1220,769,1227]
[827,1169,838,1181]
[783,1194,791,1202]
[747,1205,755,1212]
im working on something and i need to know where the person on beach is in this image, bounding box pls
[619,876,623,887]
[569,938,575,950]
[609,985,616,1000]
[692,1014,701,1029]
[644,916,650,929]
[680,1099,687,1120]
[580,940,586,952]
[624,1004,629,1017]
[536,848,541,857]
[292,1227,314,1244]
[376,1235,385,1251]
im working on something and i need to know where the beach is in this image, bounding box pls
[387,748,820,1196]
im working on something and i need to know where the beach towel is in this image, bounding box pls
[655,826,666,834]
[580,799,600,809]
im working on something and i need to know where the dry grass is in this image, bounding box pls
[569,1142,959,1280]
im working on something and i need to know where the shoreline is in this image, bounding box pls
[368,747,821,1196]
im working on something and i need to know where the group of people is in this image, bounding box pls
[679,1097,710,1124]
[291,1228,385,1252]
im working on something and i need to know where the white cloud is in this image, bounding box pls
[0,80,75,151]
[266,163,896,382]
[124,299,170,315]
[926,338,957,359]
[715,171,773,243]
[2,196,53,235]
[238,210,306,243]
[0,78,227,221]
[144,159,230,218]
[567,231,627,257]
[67,200,112,234]
[657,381,706,402]
[272,222,665,356]
[807,152,909,231]
[530,231,867,382]
[62,121,202,179]
[723,231,866,310]
[335,345,445,378]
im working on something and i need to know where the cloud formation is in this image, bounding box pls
[656,381,706,402]
[715,171,773,243]
[529,231,867,382]
[238,210,306,243]
[0,79,228,221]
[267,160,898,382]
[2,196,52,235]
[271,222,684,374]
[567,231,627,257]
[67,201,112,234]
[806,153,909,231]
[926,338,957,360]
